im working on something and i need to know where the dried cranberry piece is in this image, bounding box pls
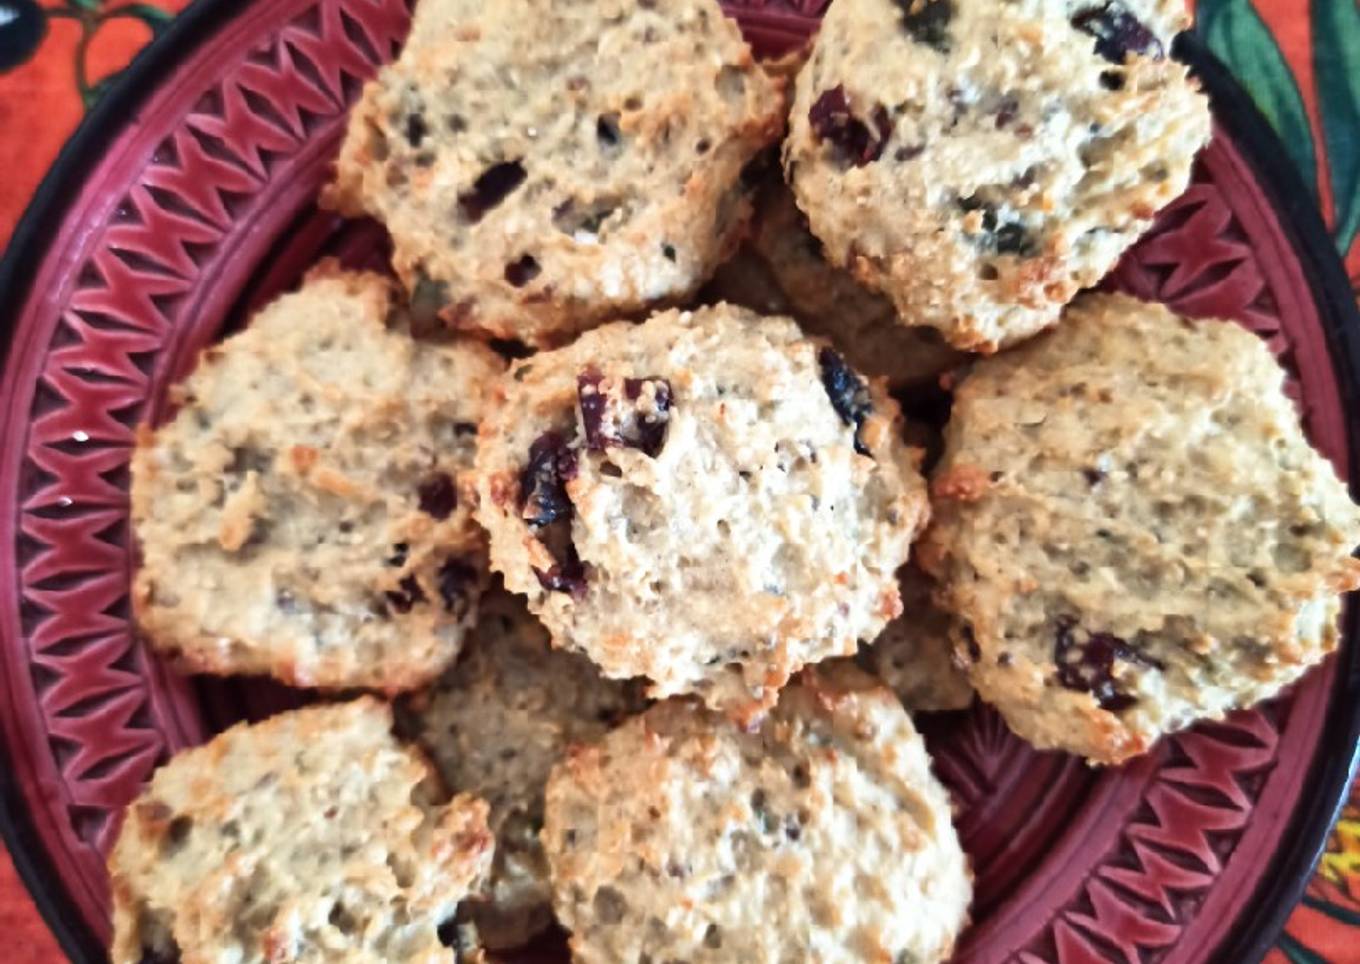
[576,370,672,457]
[808,86,893,167]
[894,0,953,51]
[1071,3,1162,64]
[534,542,588,599]
[437,559,478,617]
[817,348,872,456]
[1053,619,1163,712]
[623,377,672,457]
[386,575,426,614]
[417,472,457,519]
[520,431,588,596]
[520,431,578,527]
[578,369,612,451]
[459,160,527,223]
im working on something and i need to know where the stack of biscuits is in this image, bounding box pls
[109,1,1360,962]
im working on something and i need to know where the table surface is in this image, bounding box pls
[1,0,1359,961]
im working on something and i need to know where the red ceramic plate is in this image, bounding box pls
[1,2,1358,962]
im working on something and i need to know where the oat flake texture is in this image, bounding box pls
[543,662,972,963]
[108,698,494,964]
[329,0,786,347]
[410,587,647,949]
[132,266,503,693]
[473,303,928,721]
[784,0,1211,352]
[921,293,1360,763]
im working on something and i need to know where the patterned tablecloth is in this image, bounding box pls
[0,1,1357,961]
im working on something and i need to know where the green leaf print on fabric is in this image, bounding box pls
[1312,0,1360,252]
[1198,0,1318,198]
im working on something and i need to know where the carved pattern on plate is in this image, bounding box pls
[0,2,1345,960]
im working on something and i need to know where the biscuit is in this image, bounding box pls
[132,267,504,692]
[410,588,646,948]
[108,698,494,964]
[863,564,973,712]
[784,0,1211,351]
[542,662,972,963]
[329,0,785,347]
[750,183,965,389]
[472,304,928,721]
[921,294,1360,763]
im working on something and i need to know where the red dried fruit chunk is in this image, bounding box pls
[520,431,578,527]
[808,86,893,166]
[576,369,672,457]
[417,472,457,520]
[534,547,588,599]
[1071,3,1162,63]
[520,431,588,597]
[817,348,872,456]
[578,369,612,452]
[1053,619,1163,712]
[623,377,672,458]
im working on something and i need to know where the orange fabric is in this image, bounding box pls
[0,0,189,248]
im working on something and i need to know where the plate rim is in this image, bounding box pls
[1172,30,1360,964]
[0,7,1357,962]
[0,2,246,957]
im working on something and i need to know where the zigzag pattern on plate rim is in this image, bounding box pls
[0,1,1346,959]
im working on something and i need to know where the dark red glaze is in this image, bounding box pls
[0,3,1352,964]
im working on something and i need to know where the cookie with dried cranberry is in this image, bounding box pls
[751,183,965,390]
[862,564,972,712]
[132,266,504,693]
[920,294,1360,764]
[409,588,647,949]
[472,304,927,722]
[542,662,972,963]
[783,0,1211,352]
[108,698,494,964]
[328,0,785,348]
